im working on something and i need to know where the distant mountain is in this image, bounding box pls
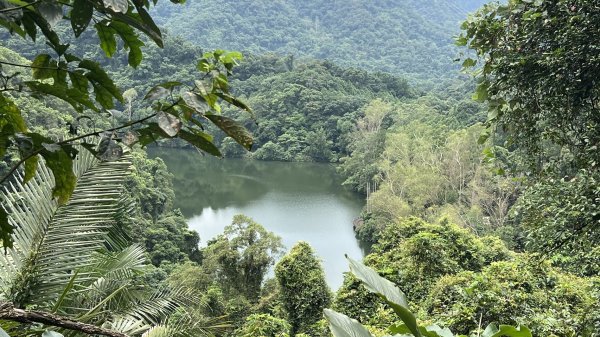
[153,0,489,82]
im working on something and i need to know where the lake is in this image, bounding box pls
[150,148,366,289]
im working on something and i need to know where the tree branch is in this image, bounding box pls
[0,302,129,337]
[0,97,182,187]
[0,112,158,187]
[0,60,58,71]
[0,0,41,13]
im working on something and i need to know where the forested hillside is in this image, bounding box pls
[153,0,488,83]
[0,0,599,337]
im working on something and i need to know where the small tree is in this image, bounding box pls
[275,241,331,336]
[202,215,283,301]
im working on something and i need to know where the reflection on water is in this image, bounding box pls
[150,147,365,289]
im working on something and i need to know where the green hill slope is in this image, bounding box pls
[153,0,488,82]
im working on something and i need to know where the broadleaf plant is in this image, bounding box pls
[324,257,533,337]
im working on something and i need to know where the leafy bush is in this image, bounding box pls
[326,257,534,337]
[423,255,597,336]
[367,218,509,300]
[236,314,291,337]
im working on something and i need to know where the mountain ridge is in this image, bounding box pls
[153,0,489,82]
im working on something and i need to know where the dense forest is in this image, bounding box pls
[152,0,488,84]
[0,1,599,337]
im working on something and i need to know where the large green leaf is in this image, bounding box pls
[204,114,252,150]
[390,324,455,337]
[79,60,123,102]
[0,94,26,133]
[70,0,93,37]
[21,13,37,40]
[420,325,454,337]
[133,6,163,47]
[177,129,221,157]
[40,145,76,205]
[0,326,11,337]
[42,330,64,337]
[215,92,252,113]
[157,112,182,137]
[37,2,62,27]
[111,12,162,48]
[31,54,53,79]
[68,70,89,93]
[0,209,13,251]
[481,324,532,337]
[323,309,373,337]
[25,81,97,112]
[91,82,115,109]
[182,91,209,112]
[347,257,421,337]
[27,11,61,51]
[143,82,182,101]
[23,154,39,183]
[95,22,117,57]
[103,0,128,13]
[109,21,144,68]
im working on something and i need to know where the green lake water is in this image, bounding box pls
[150,148,365,289]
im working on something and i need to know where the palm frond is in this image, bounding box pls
[124,286,198,325]
[93,244,147,281]
[0,143,131,306]
[139,313,231,337]
[105,316,150,336]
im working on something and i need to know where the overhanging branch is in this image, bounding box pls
[0,302,129,337]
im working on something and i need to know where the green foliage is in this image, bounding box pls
[236,314,291,337]
[513,170,600,276]
[229,57,409,162]
[371,218,511,300]
[0,143,131,306]
[338,97,512,244]
[334,217,512,324]
[459,0,600,270]
[325,257,533,337]
[0,144,194,336]
[275,241,332,336]
[125,150,201,266]
[202,215,284,301]
[459,0,600,174]
[423,255,598,336]
[338,99,391,194]
[0,0,254,248]
[153,0,488,82]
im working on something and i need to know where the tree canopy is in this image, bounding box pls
[0,0,254,249]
